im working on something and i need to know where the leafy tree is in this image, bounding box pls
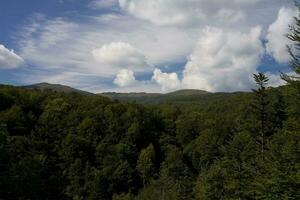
[194,132,258,200]
[0,67,299,200]
[271,91,287,131]
[175,112,202,145]
[221,132,258,199]
[255,131,300,199]
[137,144,156,184]
[194,162,225,200]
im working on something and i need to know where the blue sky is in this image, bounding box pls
[0,0,296,93]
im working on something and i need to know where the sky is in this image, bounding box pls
[0,0,297,93]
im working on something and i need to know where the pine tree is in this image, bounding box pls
[283,3,300,83]
[283,3,300,118]
[252,73,271,158]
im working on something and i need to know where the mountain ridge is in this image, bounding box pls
[22,82,93,95]
[22,82,211,96]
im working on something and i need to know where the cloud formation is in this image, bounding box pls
[114,69,137,87]
[182,27,263,92]
[152,68,181,92]
[118,0,262,27]
[0,44,24,69]
[266,7,297,63]
[92,42,151,72]
[12,1,294,92]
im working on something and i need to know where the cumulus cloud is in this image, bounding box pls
[266,7,297,63]
[118,0,263,27]
[182,26,264,92]
[114,69,137,87]
[13,1,293,92]
[0,44,24,69]
[92,42,151,72]
[152,68,181,92]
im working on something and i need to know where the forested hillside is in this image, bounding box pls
[0,75,299,199]
[100,89,210,104]
[1,3,300,200]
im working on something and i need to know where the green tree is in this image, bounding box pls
[137,144,156,184]
[221,132,258,199]
[282,4,300,120]
[255,131,300,199]
[284,3,300,83]
[194,132,258,200]
[271,91,287,131]
[194,162,225,200]
[175,112,202,145]
[252,73,271,157]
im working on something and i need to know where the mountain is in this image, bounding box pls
[99,89,214,104]
[166,89,209,96]
[23,82,93,95]
[21,83,249,104]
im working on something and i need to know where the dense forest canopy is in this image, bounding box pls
[1,5,300,200]
[0,75,299,200]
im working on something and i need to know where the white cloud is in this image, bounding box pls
[114,69,137,87]
[92,42,151,72]
[18,14,197,77]
[13,1,293,92]
[152,68,181,92]
[265,72,286,88]
[118,0,264,27]
[0,44,24,69]
[182,26,264,92]
[266,7,297,63]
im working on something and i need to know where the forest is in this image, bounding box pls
[0,5,300,200]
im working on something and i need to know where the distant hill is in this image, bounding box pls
[23,83,93,95]
[167,89,209,96]
[3,82,287,106]
[99,89,214,104]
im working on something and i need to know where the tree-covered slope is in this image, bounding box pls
[0,82,298,200]
[23,82,94,96]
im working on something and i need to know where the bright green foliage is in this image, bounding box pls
[137,144,156,184]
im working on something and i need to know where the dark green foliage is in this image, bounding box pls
[252,73,272,157]
[1,4,299,199]
[0,76,298,200]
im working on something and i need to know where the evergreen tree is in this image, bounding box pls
[255,131,300,199]
[252,73,271,157]
[272,92,287,131]
[284,3,300,83]
[283,3,300,118]
[194,132,258,200]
